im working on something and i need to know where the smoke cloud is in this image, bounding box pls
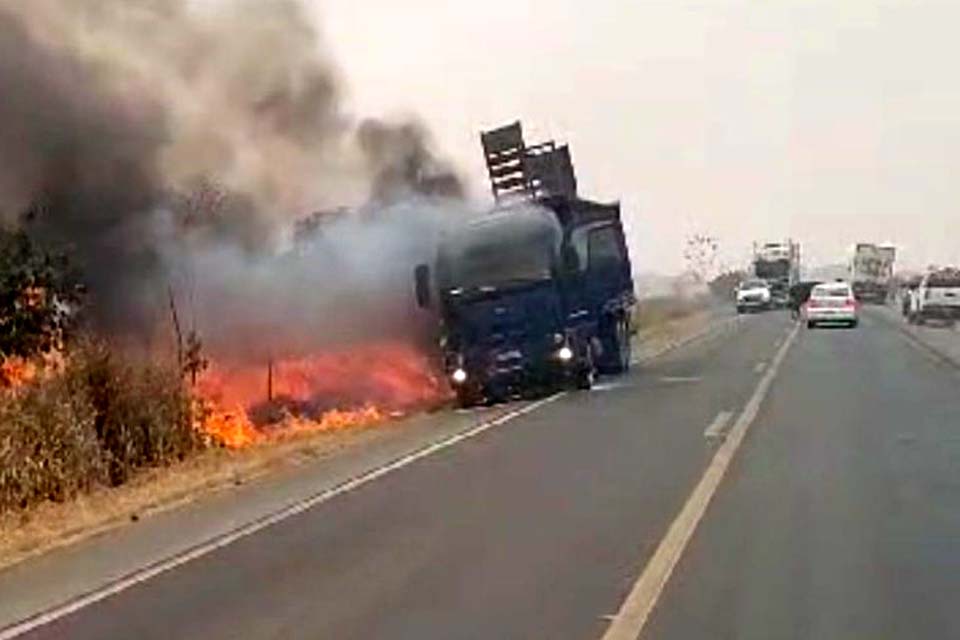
[0,0,465,351]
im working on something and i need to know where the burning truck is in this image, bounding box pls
[414,122,635,407]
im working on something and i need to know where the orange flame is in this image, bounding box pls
[196,403,261,449]
[195,341,448,448]
[1,357,38,388]
[0,351,64,390]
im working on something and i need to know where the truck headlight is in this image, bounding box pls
[557,346,574,362]
[451,368,468,384]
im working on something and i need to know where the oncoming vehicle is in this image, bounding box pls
[909,269,960,326]
[736,279,772,313]
[804,281,859,328]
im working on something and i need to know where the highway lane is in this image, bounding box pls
[12,311,792,640]
[645,311,960,639]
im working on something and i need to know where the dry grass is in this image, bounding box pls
[0,341,202,515]
[0,419,399,571]
[0,376,105,510]
[634,295,711,332]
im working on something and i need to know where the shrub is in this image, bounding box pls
[0,376,104,512]
[66,340,203,486]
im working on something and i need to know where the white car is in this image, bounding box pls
[909,269,960,326]
[736,279,772,313]
[804,282,859,328]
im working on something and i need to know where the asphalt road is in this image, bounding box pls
[644,310,960,639]
[9,310,960,639]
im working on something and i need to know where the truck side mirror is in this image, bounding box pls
[414,264,432,309]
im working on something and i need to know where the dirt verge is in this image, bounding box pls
[0,420,402,572]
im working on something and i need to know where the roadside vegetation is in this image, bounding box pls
[0,230,204,514]
[633,294,711,330]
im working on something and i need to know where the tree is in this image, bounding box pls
[683,234,719,284]
[0,230,83,358]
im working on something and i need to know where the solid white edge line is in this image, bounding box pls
[601,323,799,640]
[0,393,566,640]
[702,410,733,440]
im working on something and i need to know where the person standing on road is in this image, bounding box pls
[788,283,804,320]
[788,281,820,321]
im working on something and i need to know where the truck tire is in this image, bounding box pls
[574,345,596,391]
[599,318,631,375]
[455,387,482,409]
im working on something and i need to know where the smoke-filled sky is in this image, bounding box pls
[315,0,960,274]
[0,0,464,342]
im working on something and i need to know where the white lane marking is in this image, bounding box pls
[601,324,799,640]
[754,361,767,374]
[0,394,565,640]
[702,411,734,441]
[658,376,702,384]
[593,381,630,392]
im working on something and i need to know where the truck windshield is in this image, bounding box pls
[437,226,555,292]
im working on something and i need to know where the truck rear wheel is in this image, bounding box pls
[599,318,631,375]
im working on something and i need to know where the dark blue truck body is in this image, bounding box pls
[415,196,635,407]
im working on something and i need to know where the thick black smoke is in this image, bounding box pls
[0,0,465,345]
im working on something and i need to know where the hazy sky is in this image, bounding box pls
[313,0,960,274]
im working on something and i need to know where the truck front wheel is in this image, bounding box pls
[574,345,596,391]
[455,386,483,409]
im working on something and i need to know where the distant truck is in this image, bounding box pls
[414,122,635,407]
[850,243,896,304]
[752,241,801,308]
